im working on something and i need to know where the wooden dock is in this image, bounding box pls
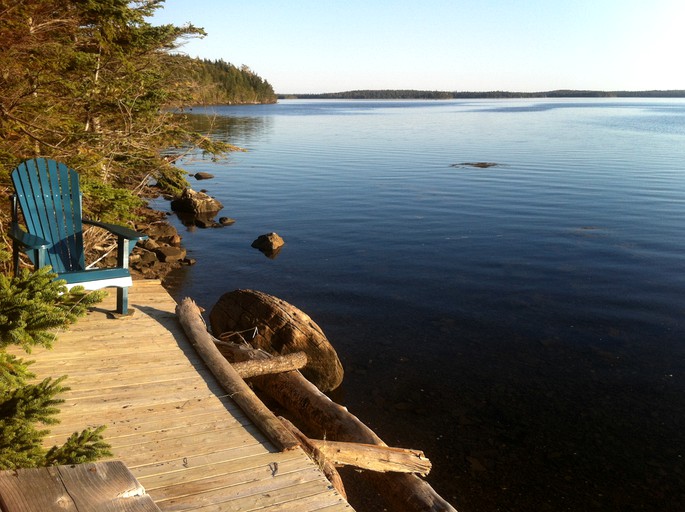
[13,280,352,512]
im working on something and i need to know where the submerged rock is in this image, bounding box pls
[210,289,344,392]
[193,172,215,180]
[451,162,501,168]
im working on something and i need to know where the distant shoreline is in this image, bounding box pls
[279,89,685,100]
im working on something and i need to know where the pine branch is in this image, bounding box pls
[45,426,112,466]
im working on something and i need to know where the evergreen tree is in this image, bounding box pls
[0,268,110,469]
[0,0,232,233]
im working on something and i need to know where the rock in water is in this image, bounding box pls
[193,172,215,180]
[170,188,223,214]
[251,232,284,251]
[210,289,344,392]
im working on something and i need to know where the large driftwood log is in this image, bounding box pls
[207,315,457,511]
[279,416,347,499]
[176,298,299,452]
[210,289,344,391]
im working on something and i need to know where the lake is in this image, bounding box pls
[162,99,685,511]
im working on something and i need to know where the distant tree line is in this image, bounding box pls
[281,89,685,100]
[183,58,277,105]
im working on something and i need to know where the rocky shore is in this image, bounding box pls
[96,181,226,282]
[100,182,283,283]
[94,205,191,283]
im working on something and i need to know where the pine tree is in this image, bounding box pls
[0,268,111,469]
[0,267,105,352]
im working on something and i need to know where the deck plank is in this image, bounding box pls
[7,280,352,511]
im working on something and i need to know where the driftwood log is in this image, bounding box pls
[311,440,431,475]
[175,298,457,511]
[176,298,299,452]
[249,365,456,511]
[226,348,308,379]
[279,416,347,499]
[279,416,431,475]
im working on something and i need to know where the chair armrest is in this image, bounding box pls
[8,223,51,250]
[83,219,148,241]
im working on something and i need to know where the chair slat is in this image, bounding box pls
[46,159,67,259]
[64,162,85,268]
[43,158,71,272]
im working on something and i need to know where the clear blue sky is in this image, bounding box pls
[149,0,684,94]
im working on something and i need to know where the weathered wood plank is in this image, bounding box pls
[57,461,161,512]
[192,482,349,512]
[105,424,271,467]
[44,398,249,440]
[152,464,329,510]
[0,462,161,512]
[0,466,74,512]
[138,451,305,491]
[132,444,281,480]
[46,407,250,441]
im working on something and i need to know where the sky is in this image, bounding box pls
[149,0,685,94]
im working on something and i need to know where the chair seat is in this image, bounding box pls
[59,267,133,290]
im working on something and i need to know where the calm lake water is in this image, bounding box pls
[162,99,685,512]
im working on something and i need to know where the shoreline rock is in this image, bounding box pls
[92,205,186,283]
[170,187,223,215]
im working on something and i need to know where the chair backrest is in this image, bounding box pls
[11,158,86,273]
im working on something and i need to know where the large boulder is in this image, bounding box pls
[209,289,344,392]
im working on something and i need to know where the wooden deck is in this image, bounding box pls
[15,280,352,512]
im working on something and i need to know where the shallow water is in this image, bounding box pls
[163,99,685,511]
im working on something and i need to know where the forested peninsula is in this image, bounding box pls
[281,89,685,100]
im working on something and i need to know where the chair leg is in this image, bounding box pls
[12,242,20,277]
[116,286,129,315]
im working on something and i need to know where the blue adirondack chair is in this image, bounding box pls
[9,158,147,315]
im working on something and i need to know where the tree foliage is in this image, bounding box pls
[0,0,233,220]
[0,267,105,352]
[0,0,264,273]
[183,58,277,105]
[284,89,685,100]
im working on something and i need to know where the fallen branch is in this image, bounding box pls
[311,440,431,475]
[216,343,307,378]
[279,416,347,499]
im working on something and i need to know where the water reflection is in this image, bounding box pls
[180,112,272,144]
